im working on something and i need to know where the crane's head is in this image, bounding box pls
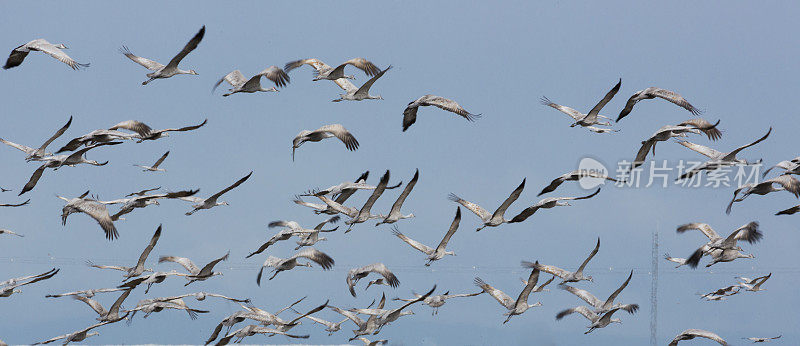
[55,44,68,49]
[189,70,199,75]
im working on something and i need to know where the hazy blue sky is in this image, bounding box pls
[2,1,799,345]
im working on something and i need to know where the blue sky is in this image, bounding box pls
[1,1,799,345]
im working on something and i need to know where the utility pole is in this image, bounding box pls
[650,229,659,346]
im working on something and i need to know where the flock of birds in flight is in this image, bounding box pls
[1,24,796,345]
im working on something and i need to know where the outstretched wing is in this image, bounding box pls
[604,270,634,306]
[391,226,434,255]
[354,65,391,98]
[492,178,526,220]
[210,171,252,200]
[386,169,419,218]
[135,225,162,269]
[448,193,491,222]
[293,248,334,270]
[541,96,582,120]
[559,284,602,308]
[158,256,200,274]
[166,26,205,69]
[724,127,771,161]
[435,207,461,253]
[120,46,164,71]
[576,237,600,274]
[317,124,359,151]
[474,277,514,309]
[651,88,701,115]
[197,251,229,277]
[585,79,621,121]
[38,116,72,152]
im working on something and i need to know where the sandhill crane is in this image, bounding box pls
[213,67,290,96]
[705,285,741,298]
[118,271,190,294]
[508,188,601,224]
[159,251,229,286]
[356,337,388,346]
[0,116,71,161]
[737,273,771,292]
[56,129,137,153]
[292,124,359,160]
[394,289,483,315]
[216,325,310,345]
[617,87,702,122]
[524,238,600,283]
[1,268,59,298]
[85,225,162,280]
[72,288,133,322]
[58,191,118,240]
[556,306,626,334]
[449,178,525,231]
[539,170,617,196]
[0,229,23,237]
[121,26,205,85]
[474,264,542,324]
[125,187,161,197]
[328,170,390,231]
[182,172,252,215]
[46,287,127,298]
[743,335,781,343]
[632,120,721,169]
[246,216,339,257]
[33,320,116,345]
[560,270,639,314]
[4,39,88,70]
[134,151,170,172]
[130,299,209,321]
[676,128,771,180]
[1,268,57,286]
[256,248,334,285]
[347,263,400,297]
[349,286,436,335]
[541,79,620,129]
[205,297,313,345]
[332,65,392,102]
[664,253,688,268]
[108,118,207,142]
[20,141,121,195]
[285,57,380,81]
[726,175,800,214]
[328,305,382,340]
[402,95,480,131]
[293,217,341,249]
[376,169,419,225]
[669,329,727,345]
[677,222,762,268]
[302,315,349,336]
[300,170,401,199]
[762,157,800,177]
[101,189,198,221]
[390,207,460,266]
[0,199,29,207]
[0,187,10,192]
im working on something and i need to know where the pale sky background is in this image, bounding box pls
[1,1,799,345]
